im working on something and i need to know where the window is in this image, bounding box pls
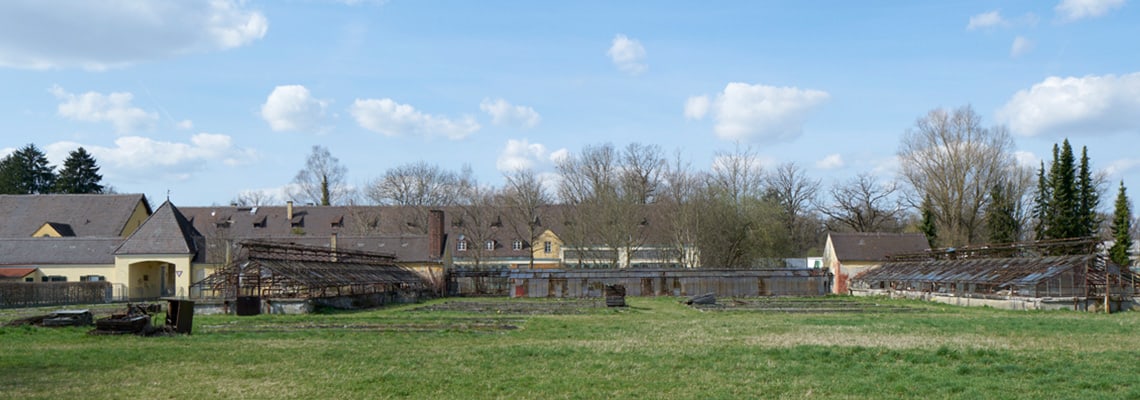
[458,240,468,252]
[512,240,523,251]
[543,241,552,254]
[485,240,495,250]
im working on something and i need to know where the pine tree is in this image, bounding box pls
[985,183,1019,244]
[54,147,104,194]
[1109,181,1133,267]
[0,144,55,194]
[1047,140,1079,240]
[919,195,938,247]
[1077,146,1100,237]
[1033,161,1051,240]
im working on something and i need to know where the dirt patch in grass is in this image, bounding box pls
[692,298,920,313]
[410,299,606,315]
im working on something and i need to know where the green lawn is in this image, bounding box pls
[2,297,1139,399]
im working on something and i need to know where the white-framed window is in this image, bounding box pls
[512,240,523,251]
[457,238,468,252]
[485,240,495,250]
[543,241,552,254]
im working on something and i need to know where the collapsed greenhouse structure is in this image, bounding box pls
[850,238,1138,312]
[191,241,430,314]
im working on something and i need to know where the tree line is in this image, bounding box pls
[274,105,1135,268]
[0,144,106,195]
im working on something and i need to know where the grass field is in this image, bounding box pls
[2,296,1139,399]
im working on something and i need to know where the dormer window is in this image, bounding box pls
[485,240,495,250]
[512,240,523,251]
[457,236,468,252]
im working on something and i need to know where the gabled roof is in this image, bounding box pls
[41,222,77,237]
[0,237,122,264]
[0,267,39,278]
[115,201,203,257]
[0,194,149,237]
[827,232,930,262]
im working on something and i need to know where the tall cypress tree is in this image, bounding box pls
[1109,181,1133,267]
[1047,140,1079,240]
[1077,146,1100,237]
[54,147,104,194]
[0,144,55,194]
[1033,161,1051,240]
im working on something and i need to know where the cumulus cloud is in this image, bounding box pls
[967,10,1007,30]
[996,73,1140,137]
[260,85,329,132]
[480,98,540,128]
[50,85,158,134]
[176,120,194,130]
[1056,0,1125,22]
[607,34,647,75]
[1014,151,1042,168]
[496,139,566,172]
[688,82,829,143]
[684,95,711,120]
[0,1,267,70]
[816,154,845,170]
[350,98,479,140]
[1105,158,1140,176]
[45,133,256,182]
[1010,36,1034,58]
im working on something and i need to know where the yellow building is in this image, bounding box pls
[822,232,929,294]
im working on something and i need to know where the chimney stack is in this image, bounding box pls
[286,201,294,221]
[330,233,338,262]
[428,209,444,259]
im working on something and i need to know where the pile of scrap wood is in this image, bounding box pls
[4,309,93,327]
[91,303,174,336]
[604,284,627,307]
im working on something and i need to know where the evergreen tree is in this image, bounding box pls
[1077,146,1100,237]
[1033,161,1050,240]
[0,144,55,194]
[919,195,938,247]
[1046,140,1079,240]
[1109,181,1133,267]
[54,147,104,194]
[985,183,1019,244]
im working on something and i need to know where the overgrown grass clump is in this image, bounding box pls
[2,297,1138,399]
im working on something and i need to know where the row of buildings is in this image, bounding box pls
[1,194,1135,311]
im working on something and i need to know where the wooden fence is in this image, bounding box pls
[0,282,120,308]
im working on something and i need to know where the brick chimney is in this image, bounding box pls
[286,201,294,221]
[428,209,444,259]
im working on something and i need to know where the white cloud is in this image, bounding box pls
[350,98,479,140]
[1106,158,1140,176]
[496,139,567,172]
[0,147,13,158]
[690,82,829,143]
[176,120,194,130]
[684,95,710,120]
[0,1,267,70]
[479,98,541,128]
[816,154,845,170]
[1056,0,1125,22]
[607,34,647,75]
[1014,151,1041,168]
[45,133,256,182]
[967,10,1007,30]
[49,85,158,134]
[996,73,1140,137]
[1010,36,1034,58]
[260,85,329,132]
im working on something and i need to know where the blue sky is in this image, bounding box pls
[1,0,1138,211]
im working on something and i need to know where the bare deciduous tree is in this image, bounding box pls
[365,161,471,234]
[899,105,1015,246]
[502,168,551,268]
[766,162,822,256]
[817,173,905,233]
[289,145,348,206]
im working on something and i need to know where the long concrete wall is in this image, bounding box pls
[500,268,829,298]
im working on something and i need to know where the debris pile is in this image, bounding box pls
[605,284,627,307]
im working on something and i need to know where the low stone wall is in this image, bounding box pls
[504,268,830,298]
[852,289,1135,312]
